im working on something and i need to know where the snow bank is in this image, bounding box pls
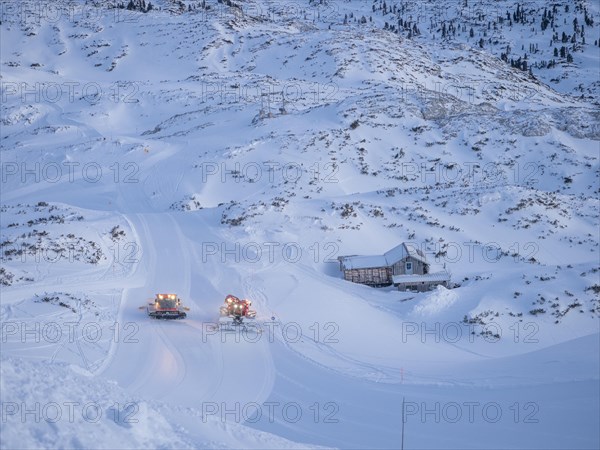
[412,285,459,316]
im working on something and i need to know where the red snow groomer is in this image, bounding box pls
[146,293,187,319]
[220,294,256,325]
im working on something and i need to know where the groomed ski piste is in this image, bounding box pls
[1,1,599,449]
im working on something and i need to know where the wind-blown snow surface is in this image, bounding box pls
[1,1,599,448]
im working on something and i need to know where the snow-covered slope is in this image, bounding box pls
[1,1,598,448]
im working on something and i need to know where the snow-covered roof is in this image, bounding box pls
[340,243,429,270]
[384,243,428,265]
[339,255,387,270]
[392,271,451,284]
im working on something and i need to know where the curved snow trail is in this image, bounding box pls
[100,212,276,408]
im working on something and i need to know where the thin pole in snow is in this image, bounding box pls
[401,396,405,450]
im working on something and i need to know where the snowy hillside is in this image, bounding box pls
[1,0,599,448]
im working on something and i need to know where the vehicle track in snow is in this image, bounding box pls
[100,212,276,409]
[246,275,398,384]
[100,213,194,401]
